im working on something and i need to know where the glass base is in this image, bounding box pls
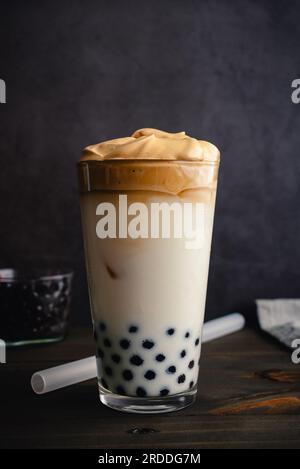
[99,384,197,414]
[6,335,64,347]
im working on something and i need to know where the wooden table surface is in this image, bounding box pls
[1,326,300,449]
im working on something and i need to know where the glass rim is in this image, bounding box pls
[0,268,73,282]
[77,159,220,167]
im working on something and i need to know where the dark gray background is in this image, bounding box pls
[0,0,299,325]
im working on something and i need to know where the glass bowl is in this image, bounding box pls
[0,269,73,346]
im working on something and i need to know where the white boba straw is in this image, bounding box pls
[31,356,97,395]
[201,313,245,343]
[31,313,245,395]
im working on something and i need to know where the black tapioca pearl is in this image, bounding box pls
[116,385,126,395]
[99,321,106,332]
[128,325,138,333]
[180,349,186,358]
[104,366,113,376]
[130,355,144,366]
[185,331,190,338]
[156,353,166,362]
[166,328,175,336]
[166,365,176,374]
[195,338,200,346]
[136,387,147,397]
[50,281,60,293]
[111,353,121,364]
[189,380,194,389]
[58,295,68,307]
[144,370,156,380]
[62,278,69,292]
[120,338,130,350]
[160,388,169,396]
[142,339,155,349]
[103,337,112,348]
[97,347,104,359]
[35,283,49,296]
[188,360,195,369]
[101,377,108,389]
[178,374,186,384]
[123,369,134,381]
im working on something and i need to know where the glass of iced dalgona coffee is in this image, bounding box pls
[78,128,220,413]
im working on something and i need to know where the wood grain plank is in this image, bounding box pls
[1,327,300,448]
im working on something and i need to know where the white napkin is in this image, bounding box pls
[256,299,300,348]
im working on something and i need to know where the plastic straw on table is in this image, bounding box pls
[202,313,245,343]
[31,312,245,395]
[31,357,97,395]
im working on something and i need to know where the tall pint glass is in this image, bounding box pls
[78,130,219,413]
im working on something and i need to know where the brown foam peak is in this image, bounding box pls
[81,128,220,162]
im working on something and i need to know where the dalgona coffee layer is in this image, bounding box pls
[78,128,219,195]
[81,128,220,162]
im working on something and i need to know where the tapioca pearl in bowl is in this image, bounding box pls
[166,365,176,374]
[189,380,194,389]
[166,328,175,336]
[160,388,170,396]
[180,349,186,358]
[128,325,139,333]
[185,331,190,339]
[195,337,200,347]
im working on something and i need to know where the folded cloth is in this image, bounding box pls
[256,299,300,348]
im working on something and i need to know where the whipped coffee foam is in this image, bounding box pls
[78,129,220,399]
[81,128,220,162]
[79,129,219,196]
